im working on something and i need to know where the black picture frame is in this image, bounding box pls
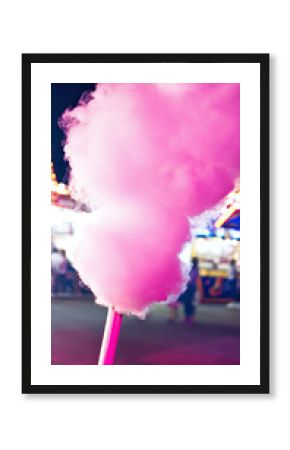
[22,53,269,394]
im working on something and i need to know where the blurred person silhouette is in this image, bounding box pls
[51,248,68,295]
[178,257,199,324]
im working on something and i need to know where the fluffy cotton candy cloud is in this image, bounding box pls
[62,83,240,315]
[69,202,189,316]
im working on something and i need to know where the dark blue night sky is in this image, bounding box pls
[51,83,96,182]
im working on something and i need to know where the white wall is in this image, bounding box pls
[0,1,285,449]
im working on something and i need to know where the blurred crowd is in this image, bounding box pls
[51,247,92,296]
[51,248,239,327]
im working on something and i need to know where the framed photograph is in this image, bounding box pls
[22,53,269,394]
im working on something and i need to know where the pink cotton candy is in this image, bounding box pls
[62,83,240,316]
